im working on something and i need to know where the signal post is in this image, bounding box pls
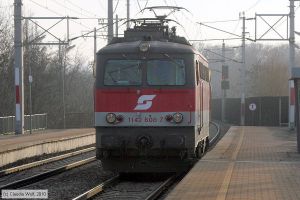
[221,41,229,122]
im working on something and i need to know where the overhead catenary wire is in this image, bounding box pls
[51,0,95,18]
[28,0,64,17]
[113,0,120,14]
[204,48,242,63]
[161,0,191,40]
[27,0,91,30]
[166,0,196,39]
[69,18,126,42]
[65,0,100,18]
[143,0,149,10]
[133,0,149,16]
[200,19,240,24]
[0,5,13,8]
[232,19,241,34]
[273,4,300,30]
[97,0,106,12]
[50,0,100,30]
[190,38,242,42]
[198,22,242,38]
[136,0,142,11]
[245,0,262,12]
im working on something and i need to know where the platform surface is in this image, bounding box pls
[0,128,94,152]
[166,126,300,200]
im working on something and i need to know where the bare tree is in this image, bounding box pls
[0,13,95,128]
[204,43,290,99]
[247,45,289,97]
[0,12,14,116]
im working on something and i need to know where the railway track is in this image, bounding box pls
[72,121,221,200]
[209,121,220,146]
[72,174,178,200]
[0,147,96,195]
[0,123,222,199]
[72,175,120,200]
[0,157,96,191]
[0,147,95,176]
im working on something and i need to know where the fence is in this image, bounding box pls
[46,112,94,129]
[65,112,94,128]
[212,96,289,126]
[0,113,47,134]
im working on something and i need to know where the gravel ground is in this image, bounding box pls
[94,181,162,200]
[93,174,173,200]
[21,161,114,200]
[0,150,96,188]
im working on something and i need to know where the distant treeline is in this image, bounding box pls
[201,43,290,99]
[0,13,94,128]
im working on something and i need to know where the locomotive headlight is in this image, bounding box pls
[116,115,124,122]
[106,113,116,124]
[139,42,150,52]
[173,113,183,123]
[165,114,173,122]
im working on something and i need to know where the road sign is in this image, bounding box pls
[249,103,257,111]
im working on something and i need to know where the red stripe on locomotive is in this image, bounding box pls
[95,88,196,112]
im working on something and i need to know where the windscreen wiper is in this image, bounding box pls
[162,53,184,68]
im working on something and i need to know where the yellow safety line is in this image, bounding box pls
[216,127,244,200]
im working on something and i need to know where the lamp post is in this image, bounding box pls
[27,35,46,134]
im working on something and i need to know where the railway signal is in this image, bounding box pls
[222,65,229,80]
[221,80,230,90]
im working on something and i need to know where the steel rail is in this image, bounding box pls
[0,157,96,191]
[144,175,177,200]
[72,175,120,200]
[0,147,95,177]
[209,121,221,145]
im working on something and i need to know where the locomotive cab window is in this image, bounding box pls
[104,60,142,86]
[199,63,209,82]
[147,59,185,85]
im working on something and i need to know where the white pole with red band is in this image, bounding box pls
[14,0,24,134]
[289,0,296,130]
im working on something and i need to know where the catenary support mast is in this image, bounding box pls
[289,0,296,130]
[240,12,246,126]
[14,0,24,134]
[108,0,114,43]
[127,0,130,29]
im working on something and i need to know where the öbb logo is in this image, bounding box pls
[134,95,156,110]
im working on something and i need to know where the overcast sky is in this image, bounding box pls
[1,0,299,61]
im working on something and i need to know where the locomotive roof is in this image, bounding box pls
[97,18,207,62]
[97,40,197,55]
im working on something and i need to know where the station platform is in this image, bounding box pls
[0,129,95,168]
[166,126,300,200]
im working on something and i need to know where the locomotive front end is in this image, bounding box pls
[95,41,199,172]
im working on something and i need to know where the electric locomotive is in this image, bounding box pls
[95,12,211,173]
